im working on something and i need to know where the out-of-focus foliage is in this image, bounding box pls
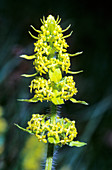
[0,0,112,170]
[0,106,8,157]
[21,135,45,170]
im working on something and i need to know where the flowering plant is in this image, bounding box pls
[15,15,87,170]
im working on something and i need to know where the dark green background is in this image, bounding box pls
[0,0,112,169]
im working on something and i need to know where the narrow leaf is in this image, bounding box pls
[30,25,41,33]
[70,98,88,105]
[62,31,73,39]
[69,51,83,57]
[67,70,83,74]
[14,123,33,134]
[28,31,39,39]
[17,97,38,103]
[69,141,87,147]
[62,24,71,32]
[20,55,36,60]
[21,73,37,77]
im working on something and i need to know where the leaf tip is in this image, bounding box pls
[19,55,26,58]
[82,101,89,105]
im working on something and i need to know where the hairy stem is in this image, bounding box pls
[50,102,57,123]
[45,103,57,170]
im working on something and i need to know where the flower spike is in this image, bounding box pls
[16,14,88,170]
[19,15,87,106]
[17,15,87,150]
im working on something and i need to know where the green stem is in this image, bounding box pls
[50,102,57,123]
[45,103,57,170]
[45,143,54,170]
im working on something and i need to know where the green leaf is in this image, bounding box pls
[21,73,37,77]
[20,55,36,60]
[70,98,88,105]
[17,97,38,103]
[53,89,59,96]
[49,68,62,83]
[69,141,87,147]
[51,97,64,105]
[14,123,33,135]
[51,90,65,105]
[67,70,83,74]
[69,51,83,57]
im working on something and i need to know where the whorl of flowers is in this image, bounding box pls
[26,114,78,146]
[28,75,78,103]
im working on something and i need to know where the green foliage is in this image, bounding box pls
[51,96,64,105]
[49,68,62,83]
[51,89,65,105]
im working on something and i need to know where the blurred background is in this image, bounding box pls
[0,0,112,169]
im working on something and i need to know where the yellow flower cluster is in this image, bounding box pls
[29,76,77,103]
[24,15,74,75]
[26,114,78,146]
[59,76,78,100]
[33,52,70,75]
[29,77,53,102]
